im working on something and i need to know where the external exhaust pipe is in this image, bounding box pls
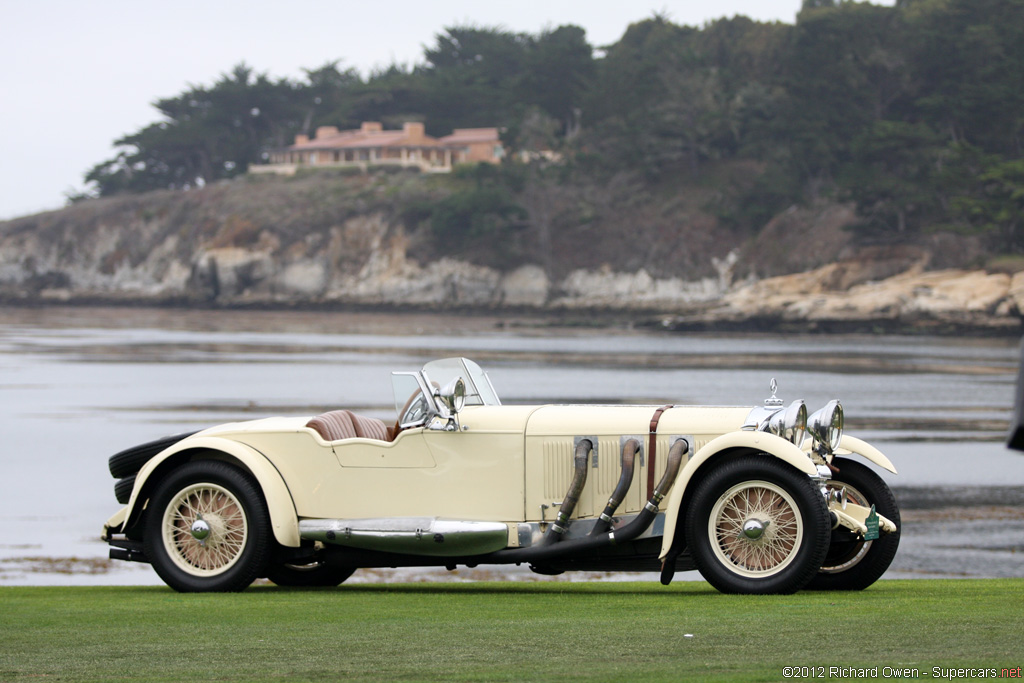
[646,436,687,514]
[590,438,640,536]
[317,439,691,572]
[540,438,593,545]
[489,438,690,564]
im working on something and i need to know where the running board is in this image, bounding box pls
[299,517,509,557]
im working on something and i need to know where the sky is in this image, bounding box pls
[0,0,892,221]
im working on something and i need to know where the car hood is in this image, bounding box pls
[524,404,752,438]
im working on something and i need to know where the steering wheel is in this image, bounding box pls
[399,390,431,427]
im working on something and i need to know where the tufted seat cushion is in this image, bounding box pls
[306,409,389,442]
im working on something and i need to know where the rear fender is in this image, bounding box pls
[658,431,817,561]
[122,436,300,547]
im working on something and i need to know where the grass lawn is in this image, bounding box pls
[1,579,1021,682]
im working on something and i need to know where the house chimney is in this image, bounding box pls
[361,121,383,133]
[315,126,339,139]
[295,134,309,145]
[403,122,425,141]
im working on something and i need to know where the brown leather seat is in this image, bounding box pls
[349,411,390,440]
[306,409,389,442]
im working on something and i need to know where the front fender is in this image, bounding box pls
[122,436,300,547]
[836,435,897,474]
[658,431,818,561]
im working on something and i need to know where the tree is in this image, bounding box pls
[517,25,594,136]
[781,2,909,194]
[86,63,304,196]
[840,121,945,235]
[300,61,366,133]
[580,16,726,179]
[951,156,1024,252]
[419,26,532,133]
[585,15,693,126]
[903,0,1024,154]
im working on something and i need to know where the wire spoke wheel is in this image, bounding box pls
[685,456,830,594]
[807,457,901,591]
[162,483,248,576]
[710,480,803,577]
[144,461,270,592]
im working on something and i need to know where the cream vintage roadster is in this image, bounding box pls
[103,357,900,593]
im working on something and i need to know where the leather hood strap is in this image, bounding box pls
[647,405,674,500]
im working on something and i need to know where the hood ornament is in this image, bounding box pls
[765,378,783,408]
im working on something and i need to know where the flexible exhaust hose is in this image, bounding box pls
[539,438,592,545]
[590,438,640,536]
[488,438,689,564]
[647,437,687,512]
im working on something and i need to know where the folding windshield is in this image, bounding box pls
[391,372,432,427]
[421,358,501,407]
[391,358,500,429]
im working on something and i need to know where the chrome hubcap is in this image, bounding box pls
[742,518,769,539]
[190,517,211,544]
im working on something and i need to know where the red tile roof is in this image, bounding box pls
[439,128,501,144]
[288,125,441,151]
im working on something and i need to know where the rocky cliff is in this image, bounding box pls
[1,173,1019,333]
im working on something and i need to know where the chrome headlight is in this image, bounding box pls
[808,400,844,454]
[438,377,466,414]
[768,400,808,448]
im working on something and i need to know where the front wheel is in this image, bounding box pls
[806,458,900,591]
[685,456,831,594]
[144,461,271,592]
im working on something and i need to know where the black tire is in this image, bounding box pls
[807,458,901,591]
[108,432,196,479]
[114,474,136,504]
[685,455,831,594]
[143,461,271,592]
[266,560,354,587]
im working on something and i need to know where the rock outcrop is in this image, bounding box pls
[710,263,1024,330]
[0,204,736,310]
[1,186,1020,333]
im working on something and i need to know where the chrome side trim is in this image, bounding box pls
[300,517,509,557]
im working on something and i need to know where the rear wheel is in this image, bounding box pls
[807,458,900,591]
[144,461,270,592]
[685,456,830,594]
[266,559,354,587]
